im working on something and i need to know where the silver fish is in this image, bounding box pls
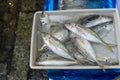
[40,11,50,25]
[70,33,104,69]
[78,15,112,28]
[97,57,118,65]
[74,52,118,65]
[36,60,77,66]
[37,47,71,61]
[77,15,100,25]
[65,23,116,52]
[37,49,59,61]
[91,22,113,38]
[40,11,51,33]
[38,40,93,65]
[42,33,74,60]
[64,40,88,65]
[73,53,97,65]
[38,24,69,52]
[71,34,104,70]
[71,33,96,62]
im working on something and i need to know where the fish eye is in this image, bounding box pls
[46,54,48,57]
[103,57,109,62]
[105,58,111,63]
[105,59,108,62]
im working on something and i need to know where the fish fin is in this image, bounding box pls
[97,62,106,72]
[105,43,117,52]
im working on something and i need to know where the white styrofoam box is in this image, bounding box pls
[116,0,120,15]
[30,9,120,69]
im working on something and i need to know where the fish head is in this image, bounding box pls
[83,15,99,22]
[65,23,76,29]
[98,57,118,65]
[40,18,47,25]
[105,23,113,30]
[99,16,113,22]
[40,11,49,25]
[70,32,76,38]
[105,58,118,65]
[41,32,51,40]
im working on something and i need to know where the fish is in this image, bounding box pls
[37,46,73,61]
[91,22,113,38]
[40,11,50,32]
[77,15,99,25]
[70,33,96,61]
[38,24,69,53]
[97,57,118,65]
[70,33,105,70]
[36,60,77,66]
[40,11,52,33]
[73,52,118,65]
[37,49,59,61]
[94,44,118,65]
[38,40,95,66]
[77,15,112,28]
[38,40,97,66]
[64,39,89,65]
[73,52,97,65]
[40,11,50,25]
[41,33,75,60]
[40,12,63,26]
[51,24,69,43]
[65,23,116,52]
[37,45,87,65]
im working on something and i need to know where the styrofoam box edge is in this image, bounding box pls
[30,9,120,69]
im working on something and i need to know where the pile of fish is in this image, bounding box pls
[36,12,118,70]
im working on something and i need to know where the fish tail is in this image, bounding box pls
[105,43,117,52]
[97,62,106,72]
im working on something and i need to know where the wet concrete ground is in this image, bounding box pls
[0,0,48,80]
